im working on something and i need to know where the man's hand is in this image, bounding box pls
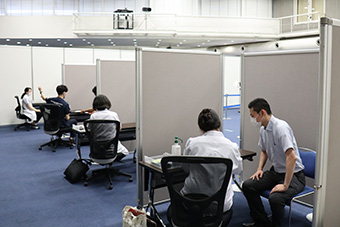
[270,184,288,194]
[250,169,264,181]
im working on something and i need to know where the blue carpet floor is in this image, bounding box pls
[0,109,312,227]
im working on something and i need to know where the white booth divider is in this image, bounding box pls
[136,48,223,206]
[241,50,319,179]
[314,17,340,226]
[96,60,135,124]
[62,64,96,111]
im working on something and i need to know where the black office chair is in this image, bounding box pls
[38,103,74,152]
[161,156,233,227]
[14,96,35,131]
[83,119,133,190]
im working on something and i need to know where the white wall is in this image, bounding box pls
[32,47,64,101]
[2,45,134,126]
[151,0,272,17]
[0,46,31,126]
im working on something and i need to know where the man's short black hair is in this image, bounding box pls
[248,98,272,115]
[198,108,221,132]
[56,85,68,95]
[93,94,111,111]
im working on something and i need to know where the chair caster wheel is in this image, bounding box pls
[84,182,88,186]
[39,147,42,150]
[52,149,56,152]
[14,128,17,131]
[129,178,133,182]
[108,185,113,190]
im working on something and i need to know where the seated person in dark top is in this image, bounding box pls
[80,86,97,114]
[38,85,77,141]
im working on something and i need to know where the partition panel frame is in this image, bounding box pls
[314,17,340,227]
[240,49,319,181]
[136,48,223,207]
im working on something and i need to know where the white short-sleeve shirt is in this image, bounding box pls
[90,109,129,156]
[181,130,243,212]
[22,94,36,121]
[258,115,304,173]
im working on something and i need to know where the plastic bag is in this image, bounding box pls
[122,206,147,227]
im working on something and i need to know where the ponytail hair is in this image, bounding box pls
[198,108,221,132]
[21,87,31,99]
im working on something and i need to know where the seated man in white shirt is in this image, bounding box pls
[181,108,243,226]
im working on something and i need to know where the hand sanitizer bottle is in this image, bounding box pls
[171,137,183,155]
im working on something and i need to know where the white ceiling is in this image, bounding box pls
[0,36,273,49]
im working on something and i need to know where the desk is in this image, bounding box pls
[73,122,136,159]
[139,149,256,224]
[70,112,91,122]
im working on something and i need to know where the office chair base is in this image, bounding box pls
[39,136,74,152]
[14,122,37,131]
[84,167,133,190]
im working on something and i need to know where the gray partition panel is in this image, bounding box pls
[137,49,223,205]
[241,51,319,178]
[98,60,135,124]
[63,64,96,111]
[318,18,340,226]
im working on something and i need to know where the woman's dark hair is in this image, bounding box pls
[21,87,31,99]
[248,98,272,115]
[56,85,68,95]
[92,94,111,111]
[198,108,221,132]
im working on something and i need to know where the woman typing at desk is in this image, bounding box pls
[181,108,243,226]
[90,94,129,161]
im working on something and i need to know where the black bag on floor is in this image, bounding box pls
[64,158,89,183]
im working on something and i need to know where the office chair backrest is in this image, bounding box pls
[84,119,120,160]
[298,148,316,179]
[40,103,63,135]
[14,96,25,119]
[161,156,233,227]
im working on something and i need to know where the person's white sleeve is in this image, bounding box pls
[183,138,192,155]
[231,144,243,175]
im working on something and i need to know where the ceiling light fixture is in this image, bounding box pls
[57,39,61,42]
[82,39,86,42]
[17,42,21,45]
[38,42,41,45]
[6,39,10,42]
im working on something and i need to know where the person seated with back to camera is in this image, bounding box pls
[181,108,243,226]
[21,87,43,129]
[38,85,77,143]
[90,94,129,161]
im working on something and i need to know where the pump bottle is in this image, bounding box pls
[171,137,183,155]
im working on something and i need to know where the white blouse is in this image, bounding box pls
[22,94,36,121]
[90,109,129,156]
